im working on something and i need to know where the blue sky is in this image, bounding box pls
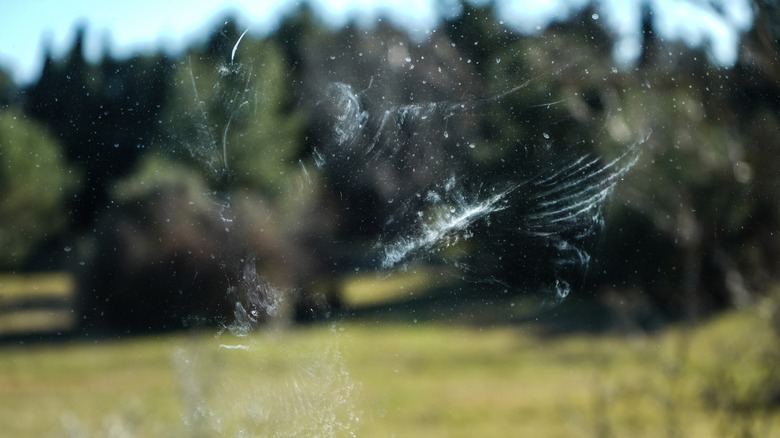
[0,0,754,85]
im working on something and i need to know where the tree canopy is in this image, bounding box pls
[3,1,780,329]
[0,108,79,268]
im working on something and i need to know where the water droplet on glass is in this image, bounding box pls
[543,132,550,139]
[469,143,476,149]
[592,13,599,20]
[64,246,72,253]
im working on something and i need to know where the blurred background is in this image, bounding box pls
[1,0,780,436]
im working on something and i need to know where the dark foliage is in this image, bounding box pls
[20,27,174,232]
[3,2,780,332]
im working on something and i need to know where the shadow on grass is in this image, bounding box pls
[0,276,669,346]
[0,295,77,345]
[338,281,620,335]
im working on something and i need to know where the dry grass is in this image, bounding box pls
[0,273,778,437]
[0,272,74,300]
[0,272,75,336]
[339,267,454,307]
[0,308,777,437]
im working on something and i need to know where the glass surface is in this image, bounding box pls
[0,1,778,436]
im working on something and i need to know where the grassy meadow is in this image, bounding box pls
[0,274,779,437]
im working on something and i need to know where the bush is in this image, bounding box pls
[0,108,79,269]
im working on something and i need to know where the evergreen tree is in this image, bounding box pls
[21,27,173,231]
[162,20,304,198]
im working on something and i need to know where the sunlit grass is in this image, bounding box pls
[0,272,73,300]
[340,267,454,307]
[0,309,75,333]
[1,273,777,436]
[0,272,75,336]
[0,306,778,437]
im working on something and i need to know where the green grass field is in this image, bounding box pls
[1,274,779,437]
[0,311,778,437]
